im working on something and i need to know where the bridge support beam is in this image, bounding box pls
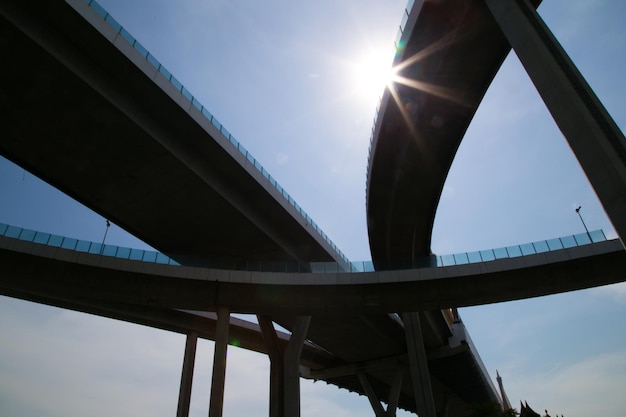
[209,307,230,417]
[485,0,626,246]
[359,369,404,417]
[403,312,436,417]
[176,332,198,417]
[258,315,311,417]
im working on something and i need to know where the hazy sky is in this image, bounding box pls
[1,0,625,416]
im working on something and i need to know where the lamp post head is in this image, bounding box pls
[576,206,581,213]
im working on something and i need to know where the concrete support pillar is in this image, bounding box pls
[209,307,230,417]
[358,372,386,417]
[258,316,284,417]
[177,332,198,417]
[386,369,404,416]
[258,315,311,417]
[283,316,311,417]
[485,0,626,245]
[403,312,436,417]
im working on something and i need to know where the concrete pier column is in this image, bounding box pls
[209,307,230,417]
[177,332,198,417]
[258,315,284,417]
[283,316,311,417]
[358,372,386,417]
[403,312,436,417]
[257,315,311,417]
[386,369,404,416]
[485,0,626,245]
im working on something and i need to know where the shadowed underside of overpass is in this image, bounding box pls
[3,234,624,318]
[0,0,342,267]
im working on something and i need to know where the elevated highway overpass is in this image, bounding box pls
[364,0,626,411]
[2,224,624,317]
[1,225,624,414]
[0,0,348,268]
[0,0,490,415]
[2,0,624,416]
[366,0,626,265]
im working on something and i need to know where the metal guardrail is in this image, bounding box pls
[0,223,179,265]
[0,222,607,273]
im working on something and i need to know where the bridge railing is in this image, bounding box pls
[81,0,350,266]
[0,222,607,273]
[395,0,415,54]
[437,230,607,266]
[0,223,180,265]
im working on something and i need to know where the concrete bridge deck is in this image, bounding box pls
[1,226,624,413]
[2,226,624,316]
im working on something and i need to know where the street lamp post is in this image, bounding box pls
[575,206,592,242]
[99,219,111,255]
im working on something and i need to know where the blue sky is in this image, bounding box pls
[1,0,625,416]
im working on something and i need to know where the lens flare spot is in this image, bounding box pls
[353,47,396,101]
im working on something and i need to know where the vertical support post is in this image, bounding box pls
[257,316,311,417]
[485,0,626,246]
[358,372,386,417]
[177,332,198,417]
[403,312,436,417]
[208,307,230,417]
[258,315,284,417]
[386,369,404,417]
[283,316,311,417]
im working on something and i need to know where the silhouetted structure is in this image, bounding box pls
[0,0,624,416]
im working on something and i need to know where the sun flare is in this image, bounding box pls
[352,47,397,101]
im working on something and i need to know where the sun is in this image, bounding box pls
[352,46,397,102]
